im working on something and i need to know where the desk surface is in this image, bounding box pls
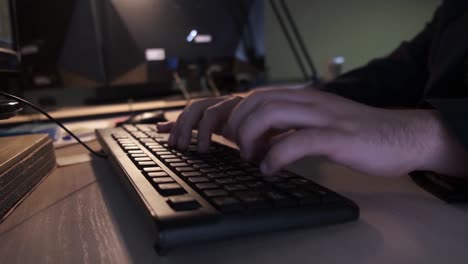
[1,140,468,263]
[0,98,187,125]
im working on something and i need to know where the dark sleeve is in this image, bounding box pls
[322,7,441,108]
[428,98,468,151]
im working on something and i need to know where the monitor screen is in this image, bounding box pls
[0,0,19,73]
[16,0,261,106]
[0,0,12,49]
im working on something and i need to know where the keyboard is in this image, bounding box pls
[96,124,359,254]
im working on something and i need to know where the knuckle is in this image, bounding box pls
[203,106,220,120]
[260,100,277,113]
[248,89,267,101]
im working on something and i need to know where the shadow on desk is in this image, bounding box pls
[90,158,158,262]
[91,158,383,263]
[347,191,468,263]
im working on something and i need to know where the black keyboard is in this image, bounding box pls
[96,124,359,254]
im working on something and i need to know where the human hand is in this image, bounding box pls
[156,95,244,152]
[226,88,468,177]
[158,87,468,178]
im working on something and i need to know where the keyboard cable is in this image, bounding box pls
[1,92,108,159]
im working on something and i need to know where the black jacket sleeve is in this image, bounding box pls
[428,98,468,152]
[323,6,468,152]
[322,7,440,108]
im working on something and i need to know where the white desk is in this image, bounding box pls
[0,139,467,264]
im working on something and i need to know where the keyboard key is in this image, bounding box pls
[233,191,270,209]
[160,155,177,159]
[207,173,227,179]
[175,167,195,172]
[147,172,169,177]
[140,138,156,143]
[219,166,236,171]
[212,197,243,212]
[170,162,189,167]
[181,155,197,160]
[143,167,162,172]
[275,183,297,190]
[150,147,166,151]
[165,158,182,163]
[224,184,248,192]
[156,151,172,155]
[187,177,210,183]
[124,146,140,150]
[195,183,219,190]
[113,133,129,138]
[157,183,186,196]
[264,191,296,207]
[133,133,148,139]
[137,125,154,132]
[137,161,157,167]
[245,167,260,173]
[263,176,286,183]
[130,153,148,158]
[215,178,236,185]
[246,181,266,189]
[236,176,256,182]
[134,157,152,161]
[203,189,229,197]
[151,177,175,184]
[187,159,204,164]
[167,196,201,211]
[128,150,144,154]
[193,163,210,169]
[181,172,202,177]
[200,168,220,173]
[123,125,138,131]
[226,170,244,176]
[290,178,312,185]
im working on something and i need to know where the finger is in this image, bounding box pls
[197,96,243,152]
[237,101,331,160]
[156,122,174,133]
[260,128,341,175]
[246,129,286,163]
[169,97,225,150]
[227,88,319,142]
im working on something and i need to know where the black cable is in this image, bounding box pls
[0,92,108,159]
[269,0,308,81]
[279,0,319,83]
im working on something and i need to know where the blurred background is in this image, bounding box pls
[4,0,439,109]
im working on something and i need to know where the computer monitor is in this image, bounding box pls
[0,0,19,74]
[92,0,255,103]
[0,0,22,119]
[15,0,261,107]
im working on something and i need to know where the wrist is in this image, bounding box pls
[415,110,468,177]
